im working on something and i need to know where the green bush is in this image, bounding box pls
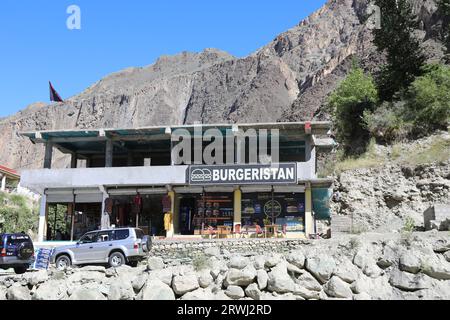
[402,216,416,233]
[0,193,38,234]
[364,64,450,141]
[404,64,450,134]
[363,102,413,143]
[329,66,378,155]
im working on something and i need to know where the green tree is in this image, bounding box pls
[329,66,378,155]
[0,192,38,234]
[47,204,69,239]
[404,64,450,133]
[373,0,426,101]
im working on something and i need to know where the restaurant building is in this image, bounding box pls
[0,165,20,193]
[20,122,335,242]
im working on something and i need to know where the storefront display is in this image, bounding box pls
[192,193,234,235]
[241,192,305,232]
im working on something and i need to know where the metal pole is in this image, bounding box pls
[202,188,206,235]
[271,186,275,224]
[70,191,76,241]
[53,204,57,240]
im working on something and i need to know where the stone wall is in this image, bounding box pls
[149,239,311,262]
[1,231,448,300]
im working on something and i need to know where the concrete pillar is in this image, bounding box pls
[38,194,47,242]
[167,191,176,238]
[305,136,316,178]
[100,186,109,230]
[304,183,314,237]
[1,175,6,192]
[105,139,113,168]
[44,141,53,169]
[233,188,242,231]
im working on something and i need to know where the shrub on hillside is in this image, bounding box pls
[363,102,413,143]
[328,66,378,155]
[364,64,450,142]
[0,192,38,234]
[404,64,450,134]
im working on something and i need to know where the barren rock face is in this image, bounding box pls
[0,0,444,170]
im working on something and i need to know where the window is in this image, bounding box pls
[134,229,144,239]
[79,232,97,244]
[113,229,130,240]
[6,235,31,246]
[96,231,113,242]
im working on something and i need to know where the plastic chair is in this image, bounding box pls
[276,225,287,238]
[206,226,218,239]
[255,224,264,238]
[233,224,248,239]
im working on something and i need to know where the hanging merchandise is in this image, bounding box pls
[134,193,143,209]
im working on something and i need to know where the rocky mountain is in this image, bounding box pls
[0,0,445,170]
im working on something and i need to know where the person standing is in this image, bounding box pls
[164,211,173,238]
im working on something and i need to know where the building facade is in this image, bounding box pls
[0,165,20,193]
[20,122,334,242]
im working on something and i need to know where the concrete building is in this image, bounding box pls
[20,122,335,242]
[0,165,20,193]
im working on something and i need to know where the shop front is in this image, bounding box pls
[173,163,311,238]
[241,187,306,235]
[107,188,169,236]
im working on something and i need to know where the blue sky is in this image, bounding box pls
[0,0,326,117]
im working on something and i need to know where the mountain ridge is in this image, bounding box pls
[0,0,445,170]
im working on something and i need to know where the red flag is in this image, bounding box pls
[49,81,63,102]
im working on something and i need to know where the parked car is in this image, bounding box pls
[51,228,151,270]
[0,233,35,274]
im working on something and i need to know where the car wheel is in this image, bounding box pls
[109,252,125,268]
[14,266,28,274]
[55,255,72,270]
[142,235,152,253]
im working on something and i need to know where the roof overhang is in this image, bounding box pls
[0,166,20,179]
[20,122,332,156]
[20,121,332,142]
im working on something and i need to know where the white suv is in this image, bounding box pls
[51,228,151,270]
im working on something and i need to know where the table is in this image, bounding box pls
[264,225,279,238]
[217,226,232,238]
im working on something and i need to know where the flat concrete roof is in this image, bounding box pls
[20,122,333,157]
[21,121,332,142]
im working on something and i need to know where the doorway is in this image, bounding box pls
[110,194,165,236]
[179,197,196,235]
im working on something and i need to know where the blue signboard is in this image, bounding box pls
[33,248,54,270]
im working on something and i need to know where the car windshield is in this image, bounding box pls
[78,233,96,244]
